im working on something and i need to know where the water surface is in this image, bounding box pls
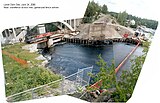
[47,42,143,77]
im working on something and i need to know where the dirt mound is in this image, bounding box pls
[75,23,134,40]
[75,15,134,40]
[93,14,117,24]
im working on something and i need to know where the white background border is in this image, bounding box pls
[1,0,160,103]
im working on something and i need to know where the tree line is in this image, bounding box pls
[83,1,108,23]
[110,11,158,30]
[83,1,158,30]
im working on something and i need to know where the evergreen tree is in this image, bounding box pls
[101,4,108,14]
[117,11,128,26]
[83,1,101,23]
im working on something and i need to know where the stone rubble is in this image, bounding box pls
[35,55,46,61]
[22,44,48,67]
[22,44,38,53]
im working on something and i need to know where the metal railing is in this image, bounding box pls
[6,66,93,102]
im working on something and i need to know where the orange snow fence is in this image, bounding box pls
[2,50,28,66]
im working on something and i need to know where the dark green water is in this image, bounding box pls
[47,42,143,77]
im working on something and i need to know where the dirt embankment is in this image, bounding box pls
[74,14,134,40]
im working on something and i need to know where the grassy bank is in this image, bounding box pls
[2,43,60,97]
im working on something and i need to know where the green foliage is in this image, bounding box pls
[83,1,158,29]
[142,41,151,54]
[117,11,128,26]
[101,4,108,14]
[83,1,101,23]
[87,41,150,102]
[29,26,39,36]
[2,43,60,97]
[112,41,150,102]
[9,92,32,102]
[108,11,158,29]
[82,17,94,23]
[76,86,83,93]
[45,23,59,32]
[109,12,118,18]
[83,1,102,23]
[127,14,158,29]
[88,54,116,90]
[96,55,116,89]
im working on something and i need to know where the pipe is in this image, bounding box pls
[115,41,140,73]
